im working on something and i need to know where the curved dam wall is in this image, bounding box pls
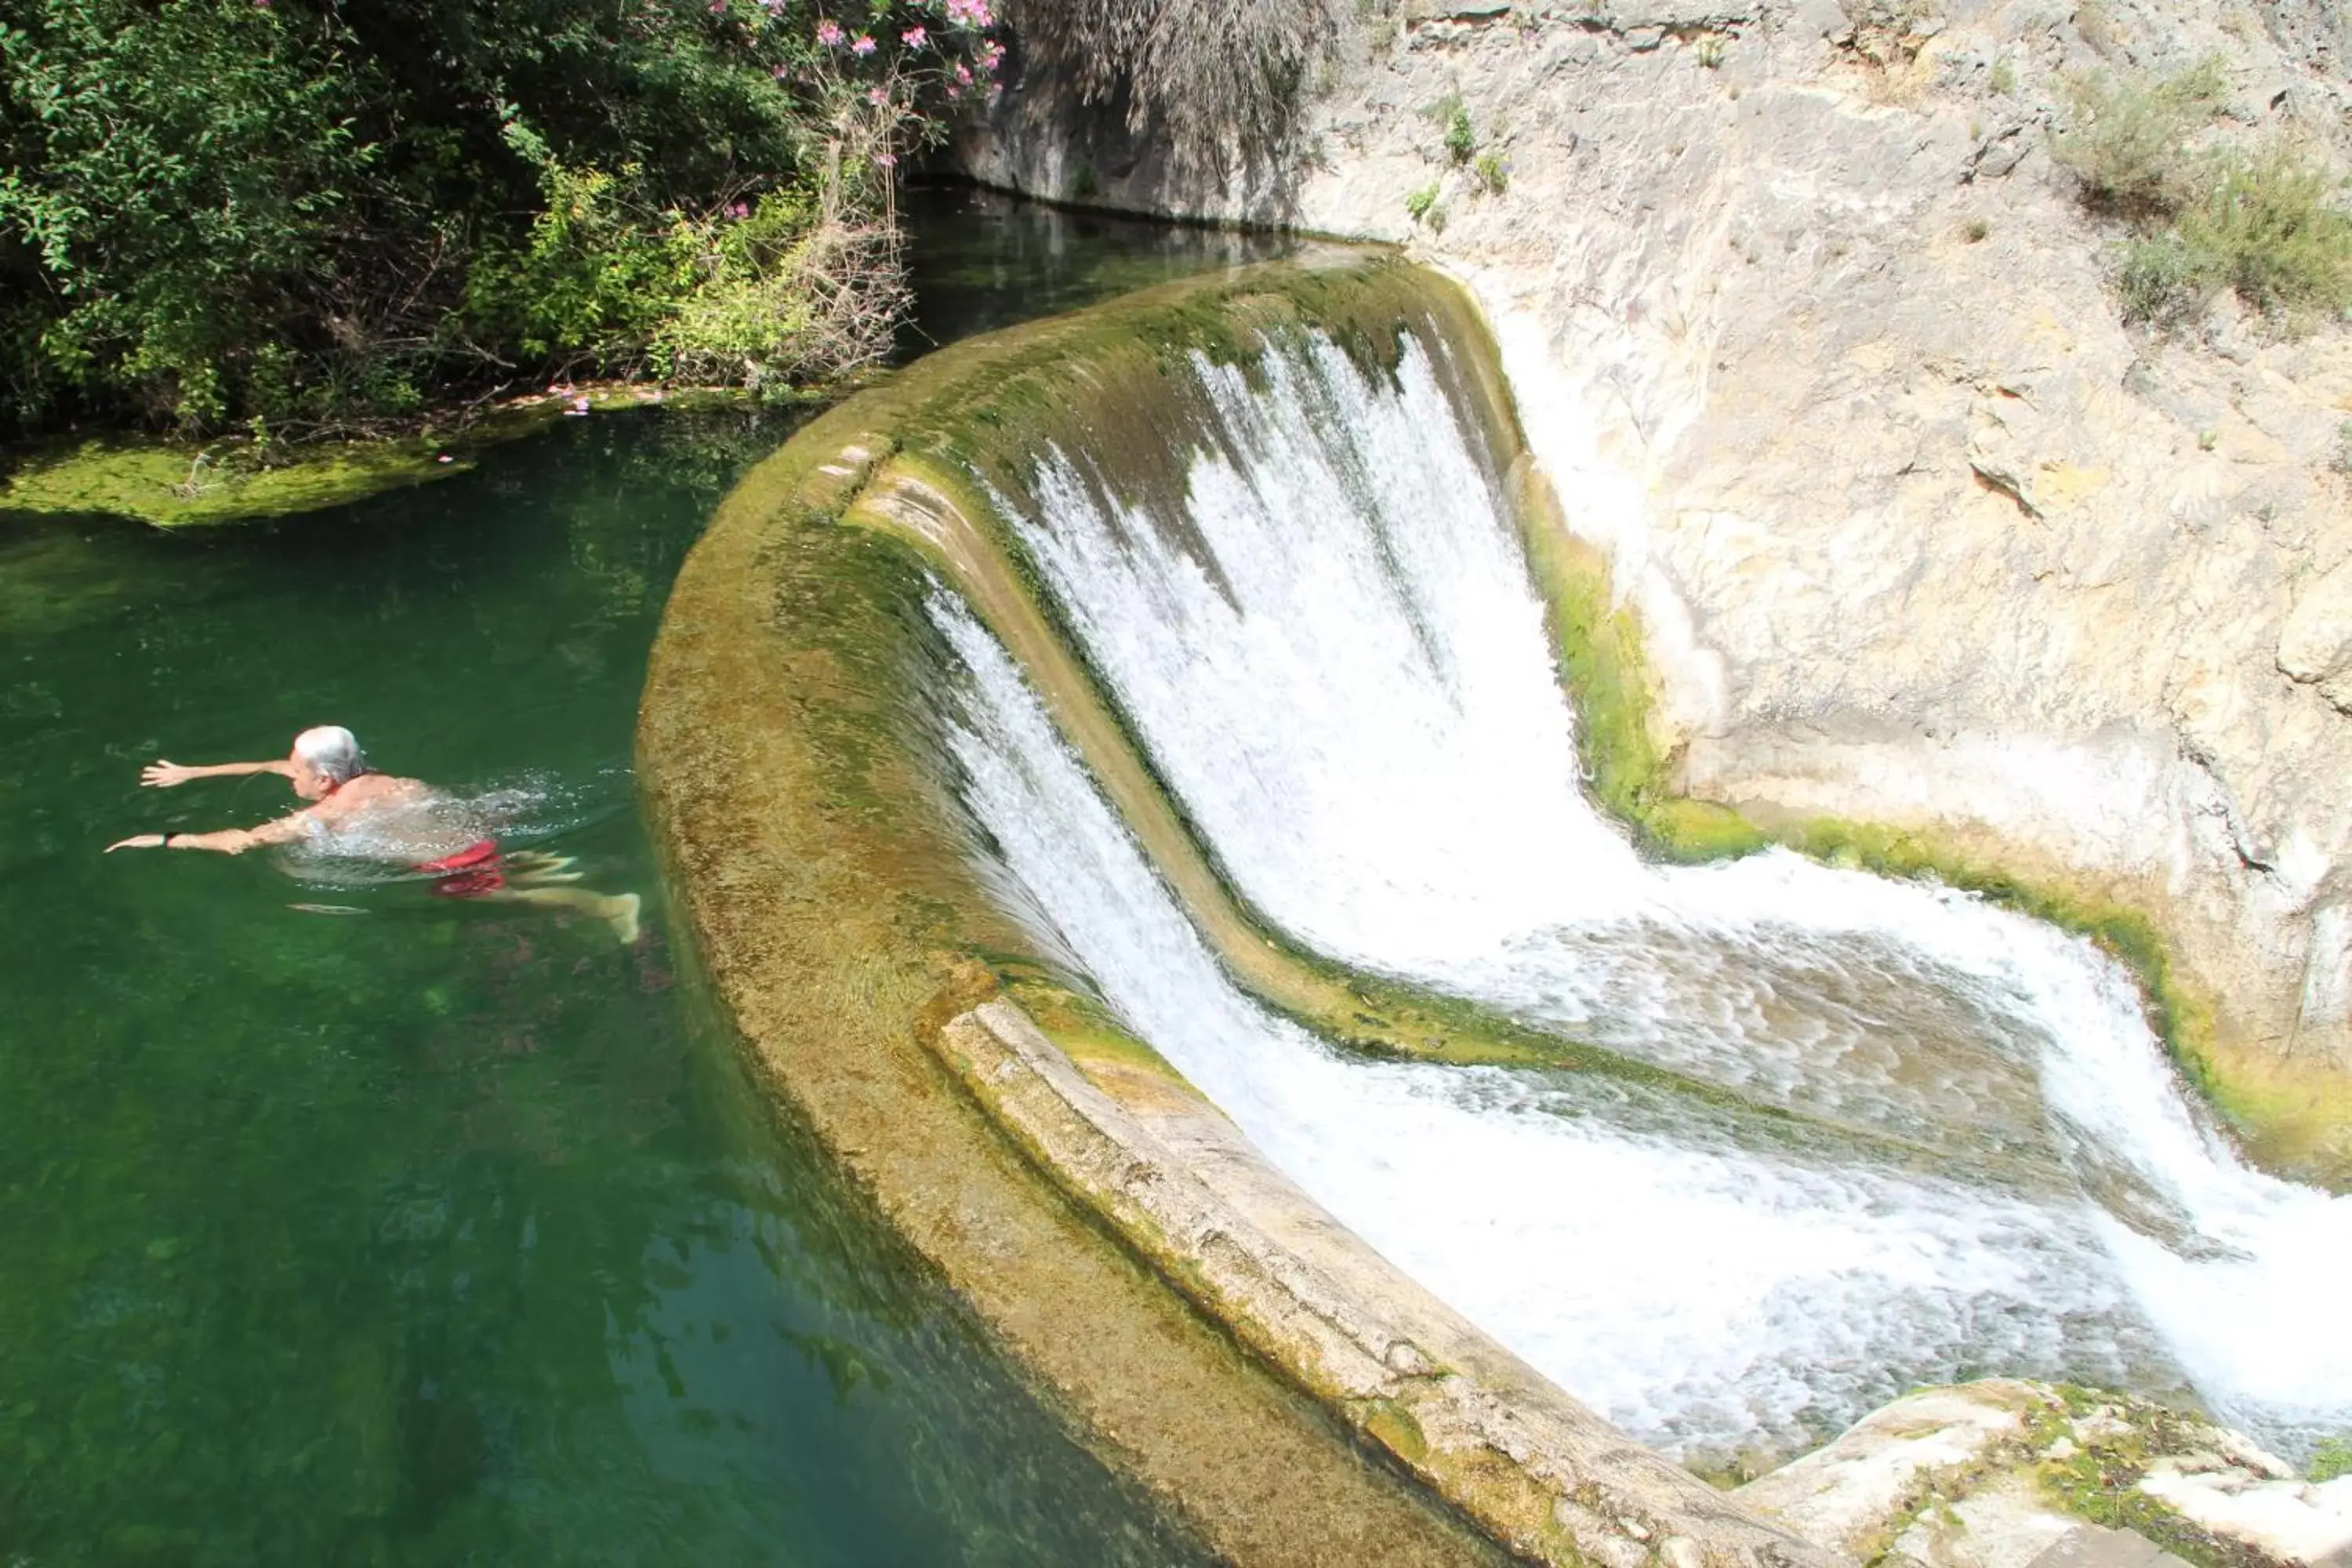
[643,255,2352,1560]
[641,256,1849,1567]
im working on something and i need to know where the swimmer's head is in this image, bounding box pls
[289,725,368,799]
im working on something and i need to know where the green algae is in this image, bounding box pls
[0,388,761,528]
[2023,1388,2274,1568]
[1,431,479,527]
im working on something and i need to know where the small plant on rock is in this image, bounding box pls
[1404,182,1444,230]
[1473,151,1508,196]
[1443,100,1476,165]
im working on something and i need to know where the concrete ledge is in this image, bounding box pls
[937,997,1848,1568]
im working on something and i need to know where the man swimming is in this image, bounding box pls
[107,725,641,942]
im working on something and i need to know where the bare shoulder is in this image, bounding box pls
[329,773,434,811]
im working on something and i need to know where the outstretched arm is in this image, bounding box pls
[107,808,318,855]
[141,757,294,789]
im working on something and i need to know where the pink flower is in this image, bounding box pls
[773,64,790,78]
[815,17,843,45]
[946,83,961,98]
[851,32,875,54]
[866,85,889,103]
[900,24,926,47]
[980,40,1004,67]
[954,62,972,84]
[945,0,992,26]
[877,151,898,167]
[728,200,750,218]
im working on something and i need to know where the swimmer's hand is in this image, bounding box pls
[141,760,199,788]
[106,834,168,851]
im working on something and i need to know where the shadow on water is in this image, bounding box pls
[0,192,1265,1564]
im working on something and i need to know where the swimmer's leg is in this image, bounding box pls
[492,886,641,943]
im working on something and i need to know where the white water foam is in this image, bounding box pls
[940,330,2352,1461]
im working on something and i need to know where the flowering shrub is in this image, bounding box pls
[0,0,1005,437]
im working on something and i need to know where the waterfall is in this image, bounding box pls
[925,326,2352,1467]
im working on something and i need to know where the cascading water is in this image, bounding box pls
[925,325,2352,1467]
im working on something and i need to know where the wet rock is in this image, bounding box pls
[1736,1381,2042,1557]
[2137,1461,2352,1566]
[1737,1382,2352,1568]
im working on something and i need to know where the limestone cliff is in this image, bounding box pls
[960,0,2352,1171]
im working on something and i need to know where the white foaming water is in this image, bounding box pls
[942,330,2352,1460]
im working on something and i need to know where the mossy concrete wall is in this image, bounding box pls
[637,384,1517,1567]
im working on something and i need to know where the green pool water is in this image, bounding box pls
[0,190,1287,1566]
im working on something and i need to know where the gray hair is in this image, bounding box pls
[293,725,368,784]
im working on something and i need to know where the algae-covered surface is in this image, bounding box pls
[0,389,762,529]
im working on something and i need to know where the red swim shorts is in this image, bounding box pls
[415,839,506,897]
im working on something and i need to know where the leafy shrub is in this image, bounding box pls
[2115,232,2221,326]
[1404,183,1443,230]
[2174,148,2352,325]
[2111,148,2352,329]
[0,0,997,438]
[1473,151,1508,196]
[2052,57,2225,216]
[2313,1437,2352,1483]
[1444,101,1476,165]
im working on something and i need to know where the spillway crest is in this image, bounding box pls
[911,294,2352,1471]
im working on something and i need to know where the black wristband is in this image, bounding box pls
[161,833,176,848]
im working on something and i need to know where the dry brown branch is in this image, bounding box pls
[1006,0,1346,176]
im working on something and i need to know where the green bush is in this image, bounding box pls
[1444,101,1476,165]
[2115,232,2222,327]
[2174,147,2352,325]
[1404,183,1443,229]
[1473,151,1508,196]
[2313,1437,2352,1483]
[0,0,993,440]
[2052,57,2225,216]
[2111,147,2352,329]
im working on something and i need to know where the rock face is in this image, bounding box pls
[1732,1381,2352,1568]
[964,0,2352,1160]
